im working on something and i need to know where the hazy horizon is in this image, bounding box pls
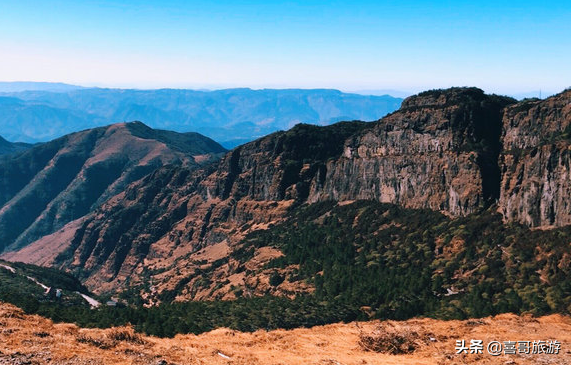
[0,80,562,100]
[1,1,569,96]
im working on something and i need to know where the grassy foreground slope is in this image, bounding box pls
[0,301,569,365]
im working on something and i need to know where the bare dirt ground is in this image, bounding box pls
[0,302,570,365]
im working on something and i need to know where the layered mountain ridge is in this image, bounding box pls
[3,87,571,305]
[0,122,225,254]
[0,88,402,147]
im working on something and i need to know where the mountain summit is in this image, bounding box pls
[0,122,225,255]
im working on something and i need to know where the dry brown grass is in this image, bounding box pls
[1,302,570,364]
[76,333,114,349]
[75,326,146,350]
[358,321,431,354]
[106,327,146,345]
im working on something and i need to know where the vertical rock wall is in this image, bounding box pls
[499,90,571,227]
[310,88,513,216]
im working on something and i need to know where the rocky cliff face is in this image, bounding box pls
[310,88,514,215]
[206,87,513,217]
[499,90,571,227]
[11,87,525,300]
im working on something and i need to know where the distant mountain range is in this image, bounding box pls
[0,82,85,93]
[0,83,403,148]
[351,89,413,98]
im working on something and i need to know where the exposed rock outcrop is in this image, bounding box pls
[499,90,571,227]
[310,88,513,215]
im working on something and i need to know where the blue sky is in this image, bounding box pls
[0,0,569,95]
